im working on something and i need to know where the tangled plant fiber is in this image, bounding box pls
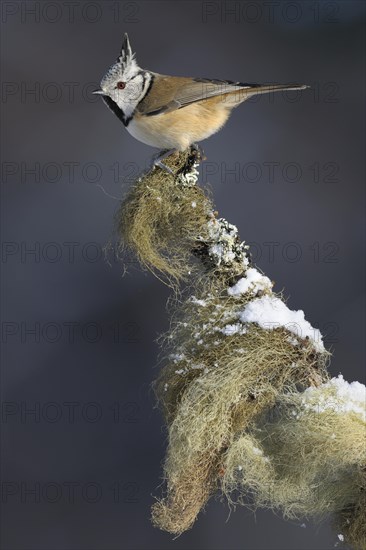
[117,150,213,286]
[116,148,366,549]
[223,383,366,513]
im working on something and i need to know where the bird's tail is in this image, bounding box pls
[226,82,309,106]
[249,83,309,94]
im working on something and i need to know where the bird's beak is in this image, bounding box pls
[92,89,105,95]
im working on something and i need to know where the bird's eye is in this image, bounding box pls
[116,81,126,90]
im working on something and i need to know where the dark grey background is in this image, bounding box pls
[1,1,365,549]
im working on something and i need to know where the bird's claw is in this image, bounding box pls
[152,149,177,174]
[153,159,174,174]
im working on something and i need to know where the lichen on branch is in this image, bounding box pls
[116,148,366,550]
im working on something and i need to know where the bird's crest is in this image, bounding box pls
[101,33,139,87]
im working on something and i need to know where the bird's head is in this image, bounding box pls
[94,34,151,125]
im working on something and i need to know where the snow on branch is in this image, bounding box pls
[116,148,366,550]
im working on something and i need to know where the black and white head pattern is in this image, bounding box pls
[99,34,152,126]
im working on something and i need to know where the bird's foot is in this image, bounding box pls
[190,143,205,162]
[152,149,177,174]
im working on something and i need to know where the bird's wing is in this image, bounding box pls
[137,75,257,116]
[174,78,256,107]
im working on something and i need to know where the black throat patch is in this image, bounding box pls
[101,72,154,128]
[102,95,129,127]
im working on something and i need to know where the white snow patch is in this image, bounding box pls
[301,375,366,420]
[190,296,207,307]
[228,268,273,297]
[239,295,324,352]
[252,446,263,456]
[221,323,247,336]
[170,353,185,363]
[210,243,236,263]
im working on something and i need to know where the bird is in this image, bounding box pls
[94,34,308,154]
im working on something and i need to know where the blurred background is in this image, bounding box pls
[1,1,365,548]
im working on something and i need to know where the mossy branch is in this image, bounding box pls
[116,148,366,550]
